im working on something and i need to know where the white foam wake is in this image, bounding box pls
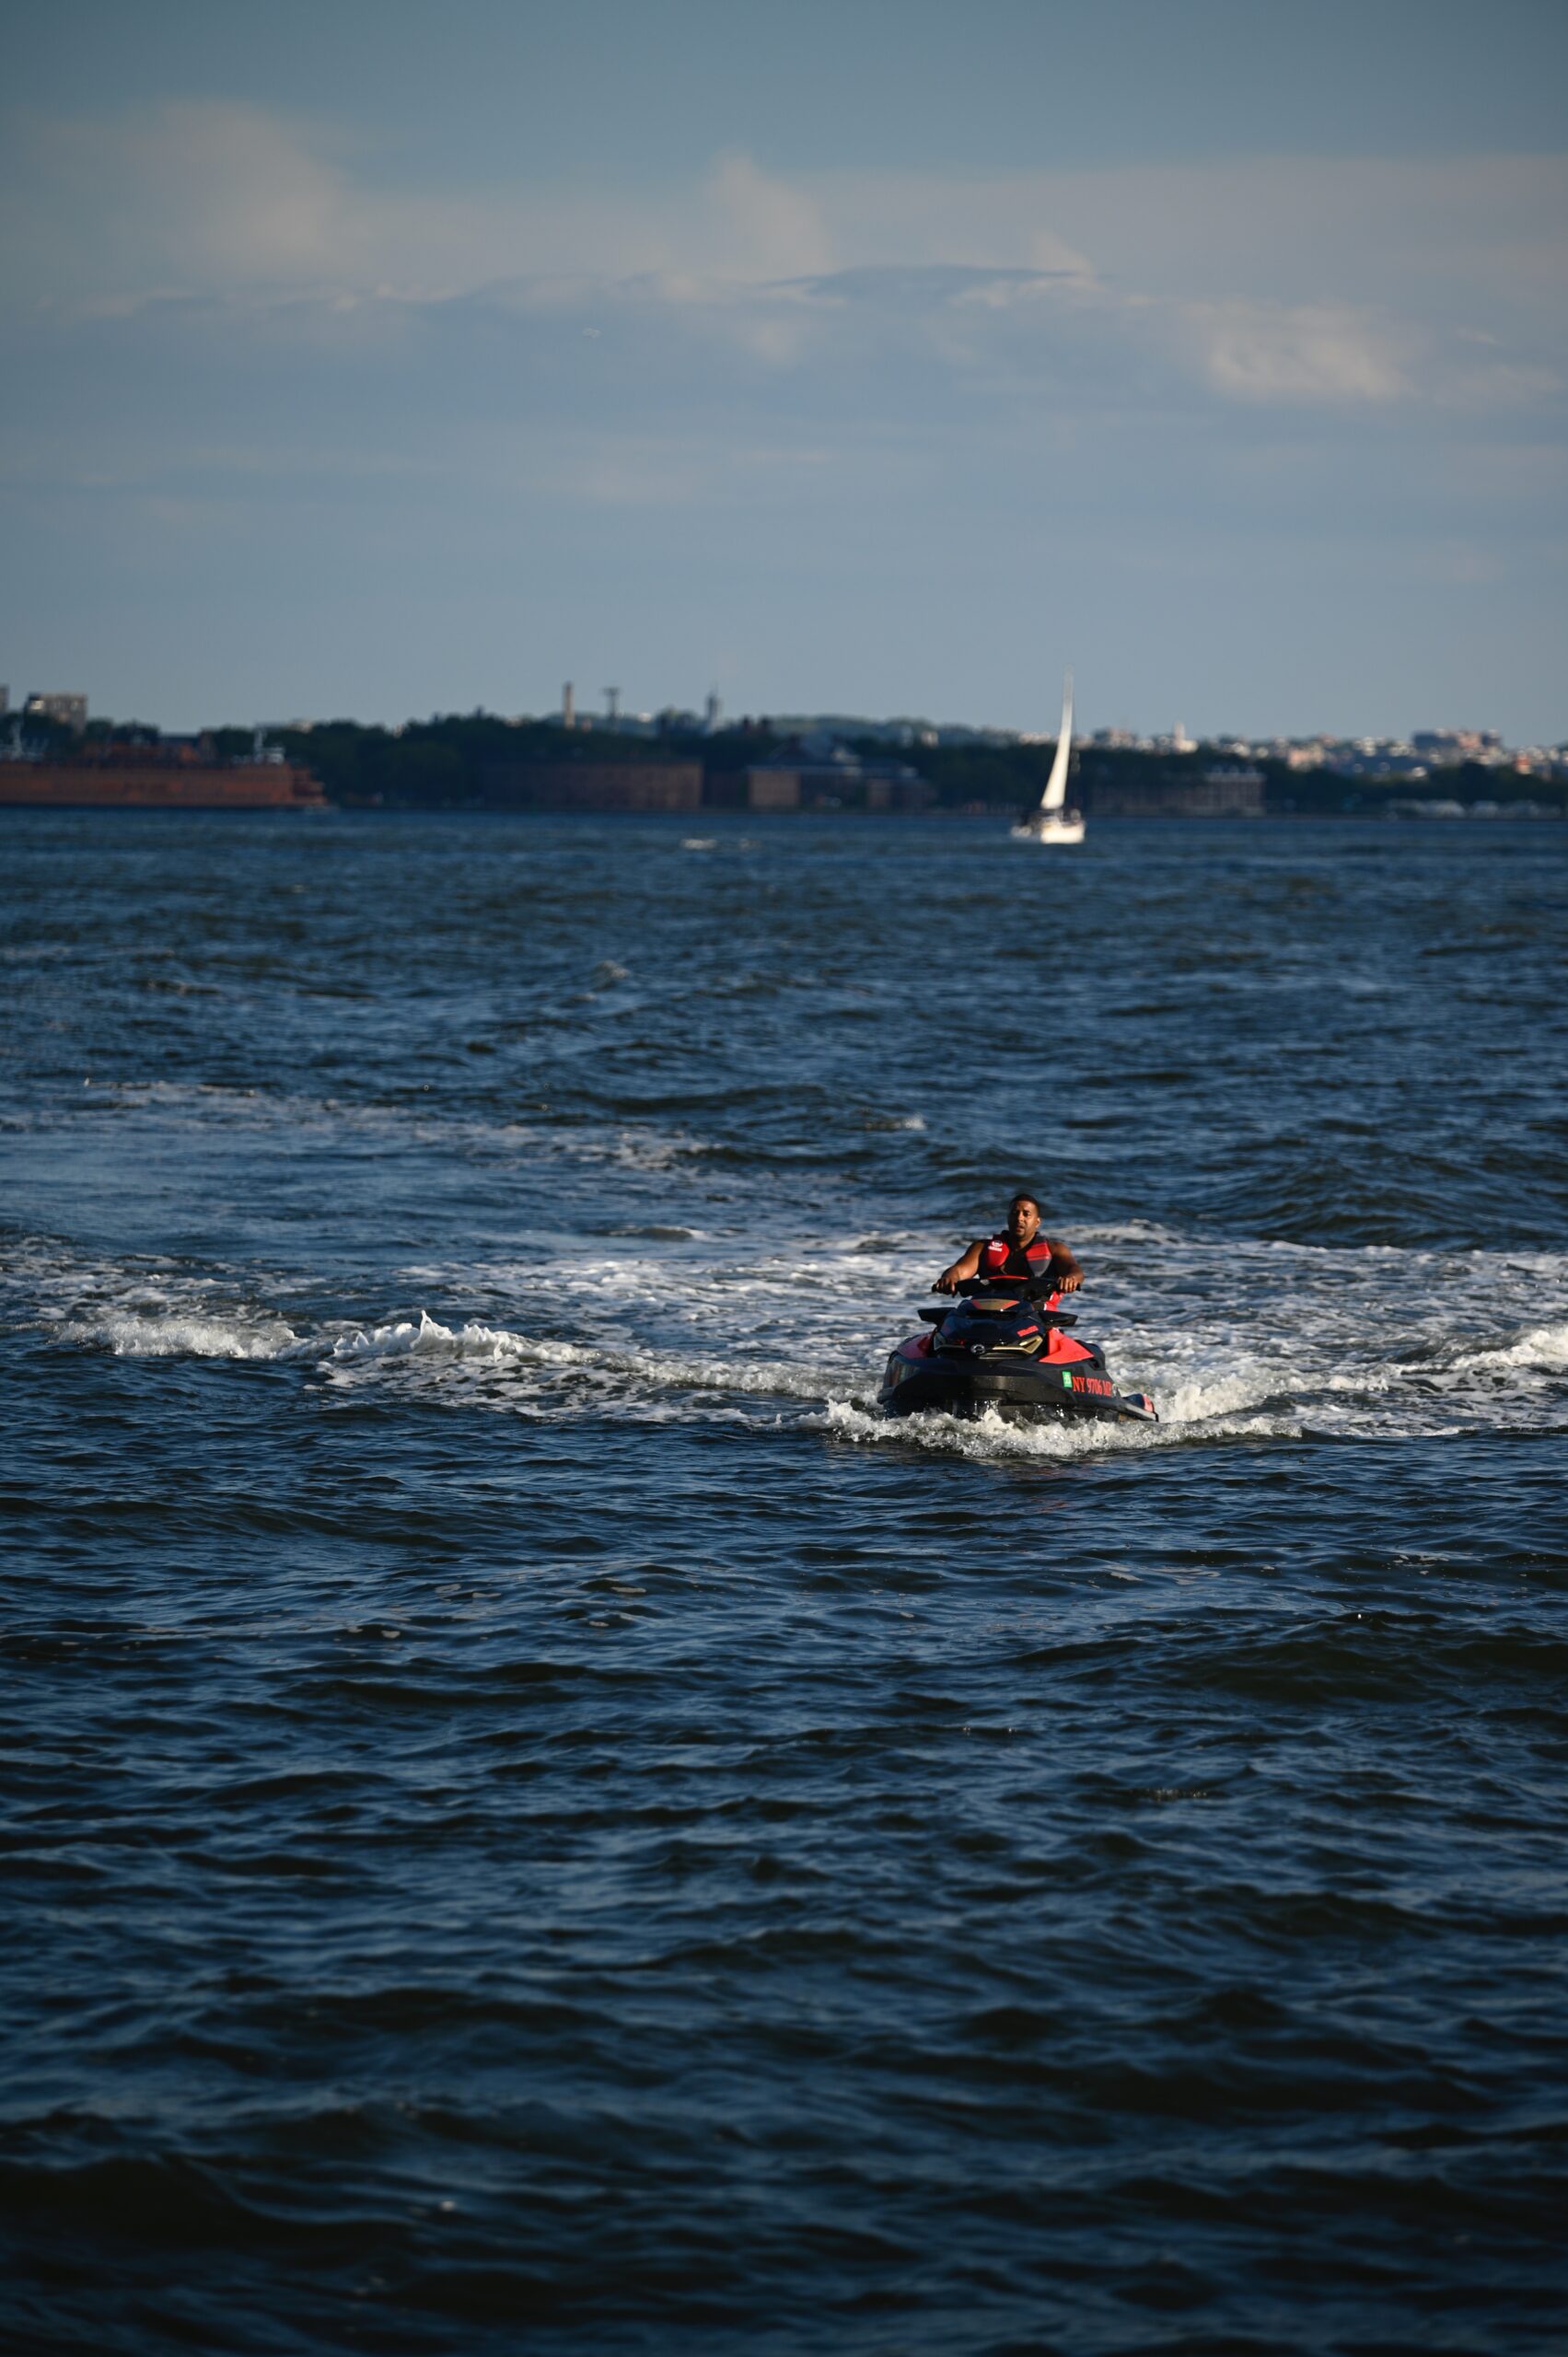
[319,1307,839,1409]
[10,1228,1565,1450]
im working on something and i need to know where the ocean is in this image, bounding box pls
[3,810,1565,2354]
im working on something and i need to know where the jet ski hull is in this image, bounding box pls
[877,1287,1157,1426]
[879,1345,1156,1425]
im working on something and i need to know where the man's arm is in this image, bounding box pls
[1047,1239,1084,1294]
[935,1239,984,1294]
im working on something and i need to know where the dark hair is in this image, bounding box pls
[1008,1190,1041,1213]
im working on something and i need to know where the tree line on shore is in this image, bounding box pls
[27,709,1564,815]
[243,714,1567,816]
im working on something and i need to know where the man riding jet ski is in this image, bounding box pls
[878,1191,1157,1425]
[935,1190,1084,1301]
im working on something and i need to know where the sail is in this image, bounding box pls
[1040,671,1074,812]
[1011,668,1083,843]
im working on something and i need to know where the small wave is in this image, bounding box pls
[327,1311,531,1366]
[1450,1320,1568,1376]
[61,1308,301,1361]
[319,1310,835,1409]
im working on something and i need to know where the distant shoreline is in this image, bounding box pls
[9,711,1564,820]
[4,801,1564,825]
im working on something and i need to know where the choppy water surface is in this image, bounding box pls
[3,812,1565,2354]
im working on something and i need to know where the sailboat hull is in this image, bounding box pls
[1011,813,1086,845]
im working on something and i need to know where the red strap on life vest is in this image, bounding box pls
[981,1233,1052,1274]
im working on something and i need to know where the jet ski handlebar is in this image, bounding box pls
[948,1275,1070,1303]
[919,1276,1078,1327]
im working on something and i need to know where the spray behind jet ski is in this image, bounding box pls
[878,1275,1157,1426]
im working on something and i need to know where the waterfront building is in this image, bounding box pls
[23,691,88,731]
[479,762,703,811]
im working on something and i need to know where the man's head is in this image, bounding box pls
[1005,1191,1042,1244]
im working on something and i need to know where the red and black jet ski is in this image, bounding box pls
[878,1276,1157,1426]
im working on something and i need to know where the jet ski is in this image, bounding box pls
[878,1276,1157,1426]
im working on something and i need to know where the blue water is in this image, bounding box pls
[3,813,1565,2354]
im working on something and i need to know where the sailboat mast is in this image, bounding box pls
[1040,671,1074,813]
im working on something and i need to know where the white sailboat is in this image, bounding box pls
[1011,670,1085,846]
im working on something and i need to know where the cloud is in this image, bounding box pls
[0,106,841,300]
[653,267,1465,416]
[5,99,1561,439]
[705,152,835,278]
[1,95,1562,622]
[6,97,1560,307]
[1,100,627,298]
[1194,303,1413,403]
[4,102,361,291]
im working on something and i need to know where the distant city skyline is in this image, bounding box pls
[2,0,1565,740]
[10,679,1562,772]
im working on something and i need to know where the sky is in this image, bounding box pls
[2,0,1564,740]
